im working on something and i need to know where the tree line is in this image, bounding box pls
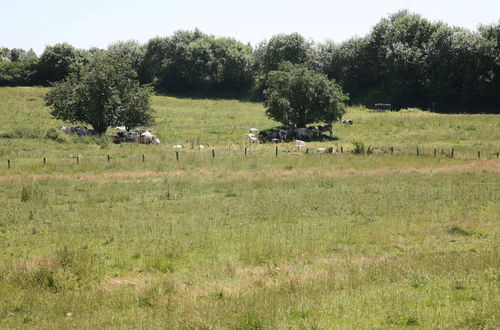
[1,10,499,113]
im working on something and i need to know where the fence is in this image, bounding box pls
[4,145,499,171]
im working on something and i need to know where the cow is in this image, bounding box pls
[57,125,73,134]
[258,129,280,142]
[317,147,334,153]
[74,126,99,136]
[249,128,259,133]
[293,128,314,141]
[279,128,288,142]
[113,130,159,144]
[318,123,333,136]
[140,131,160,144]
[341,119,353,125]
[295,140,307,148]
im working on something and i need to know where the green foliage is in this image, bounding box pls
[44,53,153,134]
[254,32,312,74]
[264,63,348,126]
[317,11,499,112]
[0,61,37,86]
[351,140,366,154]
[147,30,254,96]
[37,43,83,84]
[107,40,145,77]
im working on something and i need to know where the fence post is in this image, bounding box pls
[497,152,499,159]
[176,151,179,161]
[451,149,454,158]
[391,147,394,155]
[244,147,247,156]
[434,148,436,157]
[142,154,145,162]
[212,149,215,159]
[367,146,371,155]
[76,156,79,165]
[341,146,344,154]
[7,159,10,169]
[416,146,419,156]
[43,157,46,165]
[306,148,309,154]
[477,151,480,159]
[107,155,110,163]
[275,146,278,157]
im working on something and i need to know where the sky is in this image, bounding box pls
[1,0,499,54]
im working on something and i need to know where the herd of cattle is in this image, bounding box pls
[57,125,161,144]
[247,120,353,144]
[58,119,353,149]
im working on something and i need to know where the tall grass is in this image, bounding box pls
[0,87,499,328]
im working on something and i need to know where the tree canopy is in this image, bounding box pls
[264,63,348,127]
[44,53,153,134]
[2,11,499,113]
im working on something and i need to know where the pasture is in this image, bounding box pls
[0,87,499,328]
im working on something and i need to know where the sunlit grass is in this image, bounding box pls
[0,87,499,328]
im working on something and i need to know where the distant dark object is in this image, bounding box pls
[374,103,391,112]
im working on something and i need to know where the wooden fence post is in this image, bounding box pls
[416,146,419,156]
[275,146,278,157]
[477,151,480,159]
[43,157,46,165]
[212,149,215,159]
[244,147,247,156]
[434,148,437,157]
[306,148,309,154]
[107,155,110,163]
[341,146,344,154]
[76,156,79,165]
[451,149,454,158]
[497,152,499,159]
[142,154,145,162]
[176,151,179,161]
[391,147,394,155]
[7,159,10,169]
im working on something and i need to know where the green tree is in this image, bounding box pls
[264,63,348,127]
[37,43,82,84]
[45,53,153,134]
[255,33,312,74]
[107,40,145,77]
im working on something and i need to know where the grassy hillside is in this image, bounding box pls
[0,87,499,328]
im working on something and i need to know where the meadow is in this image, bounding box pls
[0,87,499,328]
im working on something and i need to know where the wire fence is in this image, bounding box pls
[3,144,499,171]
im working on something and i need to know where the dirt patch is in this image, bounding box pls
[0,159,498,183]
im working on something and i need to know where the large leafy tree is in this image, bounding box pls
[264,63,348,127]
[37,43,83,84]
[254,33,312,74]
[45,53,153,134]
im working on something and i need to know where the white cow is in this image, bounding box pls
[295,140,307,148]
[249,128,259,133]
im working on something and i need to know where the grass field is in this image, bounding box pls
[0,87,499,328]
